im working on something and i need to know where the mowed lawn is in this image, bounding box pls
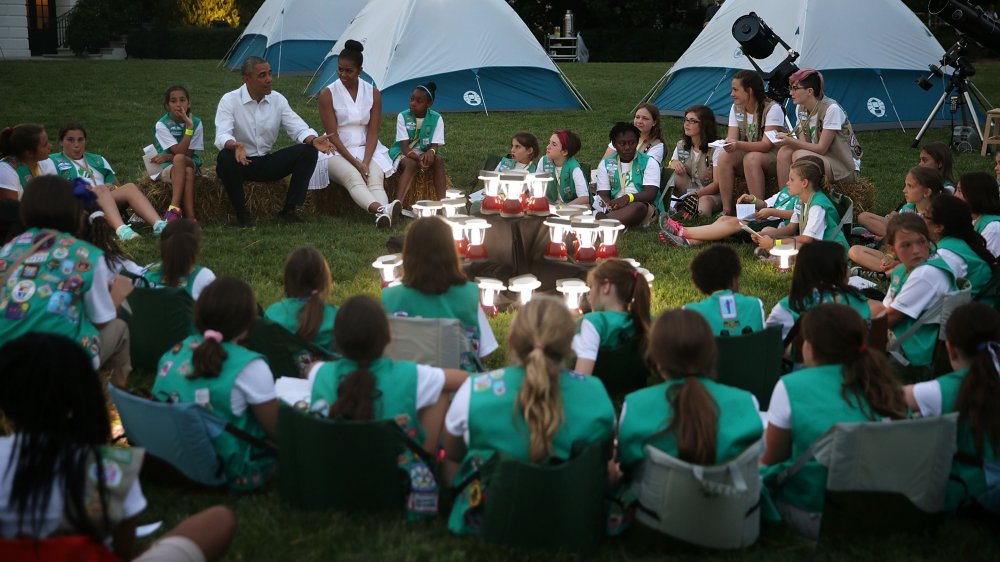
[2,59,1000,560]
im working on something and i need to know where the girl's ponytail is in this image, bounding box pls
[588,259,650,349]
[282,245,333,342]
[329,360,378,421]
[192,330,227,378]
[191,277,257,379]
[948,303,1000,457]
[159,219,200,287]
[330,296,391,421]
[667,376,718,465]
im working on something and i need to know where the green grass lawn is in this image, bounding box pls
[2,59,999,560]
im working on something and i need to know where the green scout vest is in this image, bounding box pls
[768,187,799,228]
[602,151,651,199]
[793,97,860,176]
[778,289,871,324]
[887,257,956,367]
[762,364,885,514]
[389,109,441,160]
[264,298,337,350]
[495,156,536,173]
[937,236,992,299]
[143,262,207,299]
[382,282,481,371]
[735,99,781,143]
[937,369,994,509]
[49,152,116,185]
[152,335,273,491]
[618,377,762,469]
[899,202,918,214]
[798,190,848,250]
[538,155,583,204]
[154,113,204,167]
[448,365,615,534]
[580,310,636,349]
[0,228,103,362]
[685,290,764,336]
[974,214,1000,235]
[310,357,423,442]
[1,156,38,190]
[674,140,713,186]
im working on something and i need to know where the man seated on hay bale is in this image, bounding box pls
[215,56,334,227]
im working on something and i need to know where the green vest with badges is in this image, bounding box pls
[154,113,204,167]
[264,298,337,350]
[602,151,651,199]
[0,228,102,362]
[143,262,206,298]
[1,156,37,190]
[937,368,995,509]
[899,202,918,214]
[382,282,481,371]
[495,156,536,173]
[798,190,848,249]
[49,152,116,185]
[618,377,762,469]
[762,364,887,514]
[975,214,1000,235]
[538,155,583,204]
[389,109,441,160]
[886,257,956,367]
[685,290,764,336]
[152,335,273,491]
[778,289,871,324]
[937,236,992,299]
[310,357,423,442]
[448,365,615,534]
[580,310,636,349]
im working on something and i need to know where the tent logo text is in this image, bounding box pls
[866,97,886,117]
[463,91,483,106]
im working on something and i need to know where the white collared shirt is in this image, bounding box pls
[214,84,317,157]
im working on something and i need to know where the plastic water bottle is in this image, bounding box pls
[563,10,574,37]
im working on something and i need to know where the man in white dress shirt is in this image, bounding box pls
[215,56,333,227]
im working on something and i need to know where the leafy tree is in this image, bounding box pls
[178,0,240,27]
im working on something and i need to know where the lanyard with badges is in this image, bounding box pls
[616,156,632,192]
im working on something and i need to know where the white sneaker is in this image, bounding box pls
[375,211,391,229]
[386,199,402,224]
[116,224,141,241]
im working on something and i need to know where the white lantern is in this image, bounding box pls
[572,221,600,265]
[476,277,506,316]
[542,217,572,261]
[464,218,492,262]
[636,267,655,290]
[552,206,588,219]
[412,200,443,218]
[445,188,465,199]
[372,254,403,288]
[508,274,542,305]
[769,239,799,271]
[556,278,589,313]
[478,170,502,215]
[440,197,467,217]
[596,219,625,260]
[525,172,553,216]
[447,215,470,257]
[621,258,641,269]
[499,171,528,218]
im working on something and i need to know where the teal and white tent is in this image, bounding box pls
[307,0,589,112]
[226,0,368,75]
[645,0,981,130]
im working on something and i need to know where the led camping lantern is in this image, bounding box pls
[525,172,553,216]
[464,218,491,263]
[556,278,590,313]
[440,197,467,217]
[637,267,655,290]
[372,254,403,288]
[542,217,572,261]
[447,215,470,257]
[477,170,503,215]
[769,239,798,271]
[596,219,625,260]
[499,171,529,218]
[508,274,542,305]
[445,188,464,199]
[412,200,443,218]
[571,220,600,265]
[477,277,506,316]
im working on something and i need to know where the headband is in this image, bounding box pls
[417,85,435,101]
[978,341,1000,376]
[88,211,105,225]
[555,130,570,150]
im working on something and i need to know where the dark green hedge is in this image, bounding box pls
[127,26,243,59]
[581,28,701,62]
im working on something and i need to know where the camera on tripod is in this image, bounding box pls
[917,38,976,91]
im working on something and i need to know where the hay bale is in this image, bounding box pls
[385,170,455,209]
[309,183,365,216]
[732,176,781,199]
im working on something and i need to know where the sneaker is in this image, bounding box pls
[152,220,168,236]
[116,224,141,241]
[236,212,255,228]
[386,199,403,224]
[661,216,683,236]
[850,266,887,281]
[278,209,305,223]
[163,207,182,222]
[375,211,391,229]
[658,230,689,247]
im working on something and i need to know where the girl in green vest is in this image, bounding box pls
[572,259,651,379]
[153,277,278,491]
[150,85,202,224]
[0,123,56,200]
[390,82,446,208]
[537,129,588,206]
[494,132,539,173]
[919,141,956,193]
[761,303,907,537]
[382,217,497,371]
[905,303,1000,512]
[264,245,337,352]
[140,219,215,301]
[924,194,995,301]
[52,122,166,240]
[750,158,847,252]
[956,171,1000,258]
[595,122,661,228]
[683,245,766,336]
[876,213,957,369]
[767,241,874,342]
[0,333,237,562]
[442,296,615,534]
[850,166,945,276]
[774,68,860,188]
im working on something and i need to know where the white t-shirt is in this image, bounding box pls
[936,248,968,281]
[445,376,475,444]
[595,157,661,195]
[58,156,114,186]
[882,263,953,320]
[795,101,861,171]
[229,358,277,416]
[981,221,1000,257]
[552,165,589,199]
[306,361,446,411]
[85,257,119,328]
[476,307,499,357]
[571,319,601,361]
[767,379,793,429]
[0,159,57,199]
[911,379,944,417]
[394,113,446,154]
[765,302,796,341]
[0,435,147,539]
[789,202,827,240]
[728,103,786,132]
[606,140,665,164]
[154,120,206,156]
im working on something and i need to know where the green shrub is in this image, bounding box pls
[126,26,243,59]
[66,1,111,55]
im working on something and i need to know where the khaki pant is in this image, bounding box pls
[99,318,131,386]
[327,155,388,210]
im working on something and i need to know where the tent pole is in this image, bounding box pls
[474,72,489,116]
[637,67,671,109]
[877,73,906,132]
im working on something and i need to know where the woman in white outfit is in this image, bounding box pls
[318,39,400,228]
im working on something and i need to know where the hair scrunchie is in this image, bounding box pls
[203,330,223,343]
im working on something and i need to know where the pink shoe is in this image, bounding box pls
[163,208,182,222]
